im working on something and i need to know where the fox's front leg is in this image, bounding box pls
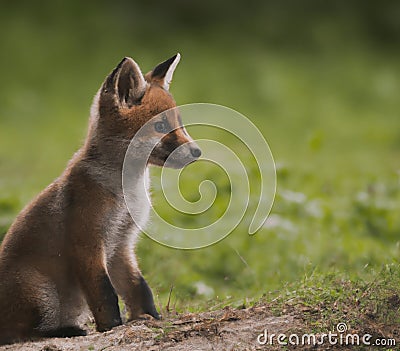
[73,247,122,332]
[108,250,160,320]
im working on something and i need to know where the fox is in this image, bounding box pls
[0,53,201,345]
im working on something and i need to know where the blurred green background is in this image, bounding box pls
[0,0,399,309]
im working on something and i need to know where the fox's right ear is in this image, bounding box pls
[103,57,147,108]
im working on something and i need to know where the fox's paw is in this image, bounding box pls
[41,326,87,338]
[96,317,122,333]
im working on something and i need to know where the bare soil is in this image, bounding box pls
[0,303,397,350]
[0,305,301,351]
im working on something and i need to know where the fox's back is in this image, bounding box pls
[0,181,66,260]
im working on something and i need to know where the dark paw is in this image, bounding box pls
[139,276,161,320]
[96,317,122,333]
[147,310,161,320]
[41,326,87,338]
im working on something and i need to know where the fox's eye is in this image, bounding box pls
[155,121,168,133]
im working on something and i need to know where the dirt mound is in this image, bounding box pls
[0,305,298,351]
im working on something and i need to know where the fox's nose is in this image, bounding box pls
[190,147,201,158]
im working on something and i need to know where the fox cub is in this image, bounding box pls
[0,54,201,344]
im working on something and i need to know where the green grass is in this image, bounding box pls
[139,49,400,309]
[0,3,399,328]
[263,263,400,349]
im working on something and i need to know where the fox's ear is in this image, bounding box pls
[145,53,181,91]
[103,57,147,108]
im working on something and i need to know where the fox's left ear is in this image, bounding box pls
[145,53,181,91]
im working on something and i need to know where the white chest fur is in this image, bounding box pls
[105,168,151,258]
[125,168,151,231]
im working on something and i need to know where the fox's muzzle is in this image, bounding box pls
[159,140,201,169]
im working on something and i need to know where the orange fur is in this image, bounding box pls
[0,54,200,345]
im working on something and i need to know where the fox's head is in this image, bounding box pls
[89,54,201,169]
